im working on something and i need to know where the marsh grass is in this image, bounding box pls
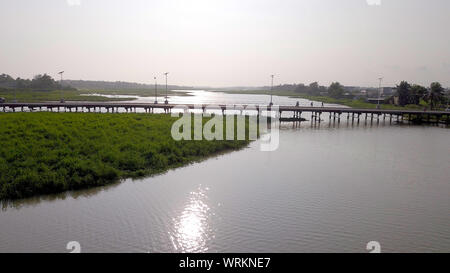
[0,112,251,200]
[0,88,191,103]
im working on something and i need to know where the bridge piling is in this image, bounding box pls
[2,103,447,126]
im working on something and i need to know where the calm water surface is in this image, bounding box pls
[0,91,449,253]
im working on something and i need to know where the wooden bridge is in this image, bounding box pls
[1,102,449,124]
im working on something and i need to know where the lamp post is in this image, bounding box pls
[154,77,158,104]
[164,72,169,104]
[58,71,64,103]
[377,77,383,109]
[269,74,274,106]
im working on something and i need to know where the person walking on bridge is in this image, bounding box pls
[311,102,313,107]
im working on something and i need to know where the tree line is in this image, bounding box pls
[396,81,446,109]
[273,82,348,98]
[0,73,76,91]
[274,81,448,109]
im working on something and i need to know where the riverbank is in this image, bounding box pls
[0,89,192,103]
[219,89,427,110]
[0,112,251,200]
[288,94,426,110]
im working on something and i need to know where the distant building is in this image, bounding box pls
[353,90,368,99]
[381,87,396,96]
[344,86,361,92]
[366,98,387,104]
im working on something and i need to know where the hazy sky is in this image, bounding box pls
[1,0,449,87]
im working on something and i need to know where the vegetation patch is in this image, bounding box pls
[0,113,251,200]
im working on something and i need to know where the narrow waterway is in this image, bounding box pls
[0,91,449,253]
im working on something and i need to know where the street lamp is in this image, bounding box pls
[154,77,158,104]
[164,72,169,104]
[269,74,274,107]
[377,77,383,109]
[58,71,64,103]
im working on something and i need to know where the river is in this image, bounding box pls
[0,90,449,253]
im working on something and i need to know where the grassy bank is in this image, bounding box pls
[0,112,251,200]
[220,89,427,110]
[289,94,426,110]
[0,88,192,103]
[84,89,192,97]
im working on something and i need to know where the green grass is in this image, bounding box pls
[83,89,192,97]
[0,112,251,200]
[0,88,192,103]
[0,89,129,102]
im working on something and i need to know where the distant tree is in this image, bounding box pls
[308,82,320,95]
[0,74,16,88]
[294,83,308,94]
[0,74,14,82]
[410,84,427,105]
[30,74,58,90]
[328,82,344,98]
[396,81,411,106]
[425,82,445,110]
[15,77,31,89]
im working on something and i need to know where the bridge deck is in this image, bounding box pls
[1,102,448,116]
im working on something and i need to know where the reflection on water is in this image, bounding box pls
[0,91,449,253]
[1,181,121,212]
[170,186,214,253]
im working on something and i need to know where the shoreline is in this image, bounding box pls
[217,89,432,111]
[0,112,252,200]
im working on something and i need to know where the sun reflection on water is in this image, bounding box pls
[170,186,214,253]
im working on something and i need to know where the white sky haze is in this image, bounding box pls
[1,0,449,87]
